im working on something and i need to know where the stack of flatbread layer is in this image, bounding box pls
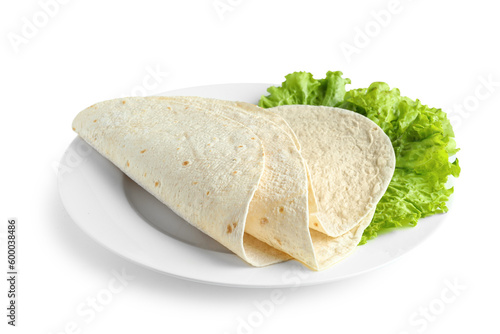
[72,96,395,271]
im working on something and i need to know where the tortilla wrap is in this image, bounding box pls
[73,97,394,270]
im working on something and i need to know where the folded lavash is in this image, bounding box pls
[72,97,395,270]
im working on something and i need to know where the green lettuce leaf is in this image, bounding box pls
[259,71,351,108]
[259,71,460,244]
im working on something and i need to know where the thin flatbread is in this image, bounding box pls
[73,98,394,271]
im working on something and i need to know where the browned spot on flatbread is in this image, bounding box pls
[183,161,190,166]
[126,161,130,167]
[93,119,97,123]
[233,222,237,228]
[122,101,126,104]
[72,127,76,131]
[260,218,269,225]
[279,206,284,213]
[140,149,147,154]
[226,224,233,233]
[314,222,319,227]
[154,181,159,187]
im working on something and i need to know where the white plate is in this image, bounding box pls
[58,83,447,288]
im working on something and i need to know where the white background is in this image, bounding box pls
[1,0,499,333]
